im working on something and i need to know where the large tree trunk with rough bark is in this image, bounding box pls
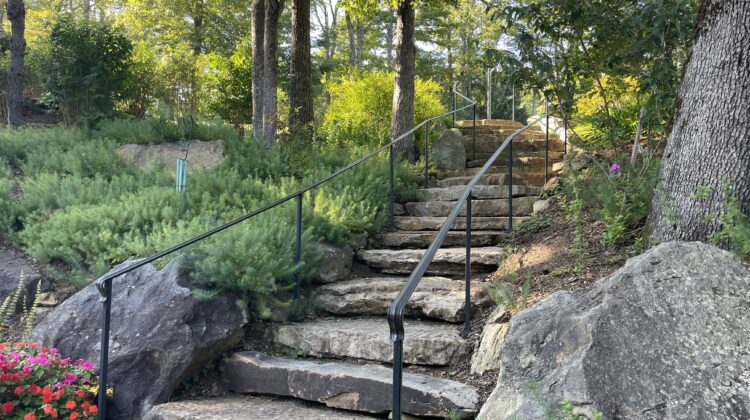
[290,0,314,130]
[390,0,416,163]
[6,0,25,127]
[649,0,750,244]
[251,0,266,142]
[262,0,284,147]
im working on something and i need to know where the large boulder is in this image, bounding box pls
[118,140,224,171]
[432,128,466,170]
[479,242,750,419]
[31,260,247,419]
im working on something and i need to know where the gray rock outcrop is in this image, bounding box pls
[312,242,353,283]
[31,260,247,419]
[479,242,750,419]
[118,140,224,171]
[432,129,466,170]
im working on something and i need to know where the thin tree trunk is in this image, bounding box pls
[251,0,266,142]
[345,12,357,67]
[290,0,314,129]
[262,0,284,147]
[390,0,416,163]
[6,0,25,127]
[650,0,750,244]
[385,16,394,67]
[82,0,90,19]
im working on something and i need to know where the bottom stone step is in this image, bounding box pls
[222,352,478,418]
[145,395,378,419]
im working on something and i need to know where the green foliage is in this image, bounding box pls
[196,43,253,127]
[0,272,41,342]
[487,273,532,314]
[709,183,750,260]
[0,159,17,237]
[39,16,134,123]
[566,157,661,250]
[515,215,551,236]
[322,70,445,147]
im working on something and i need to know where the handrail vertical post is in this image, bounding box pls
[545,99,549,183]
[511,83,515,122]
[472,103,477,161]
[424,124,430,189]
[452,88,457,127]
[97,278,112,420]
[392,338,403,420]
[462,194,472,337]
[389,143,396,231]
[508,136,513,233]
[563,115,568,156]
[293,193,303,299]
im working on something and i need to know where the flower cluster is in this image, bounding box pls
[0,343,99,419]
[609,162,623,177]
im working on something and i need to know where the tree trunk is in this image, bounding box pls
[650,0,750,244]
[385,16,394,67]
[251,0,266,142]
[262,0,284,147]
[390,0,416,163]
[345,12,357,67]
[82,0,90,19]
[6,0,25,128]
[290,0,314,130]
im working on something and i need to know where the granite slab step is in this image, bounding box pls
[273,317,467,365]
[462,137,565,153]
[416,185,541,201]
[145,395,378,419]
[358,246,506,275]
[373,230,503,248]
[405,197,538,217]
[317,276,490,322]
[222,352,478,418]
[395,216,524,231]
[435,172,547,187]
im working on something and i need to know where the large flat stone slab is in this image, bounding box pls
[406,197,537,217]
[358,247,506,275]
[416,185,540,201]
[273,317,467,365]
[118,140,224,171]
[373,230,503,248]
[222,352,478,418]
[395,216,522,231]
[317,277,490,322]
[145,395,378,419]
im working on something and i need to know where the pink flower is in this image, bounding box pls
[22,366,33,374]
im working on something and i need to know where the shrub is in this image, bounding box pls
[0,343,99,418]
[196,45,253,127]
[709,183,750,260]
[0,159,16,237]
[39,16,133,123]
[321,70,445,147]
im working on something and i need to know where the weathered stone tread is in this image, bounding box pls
[223,351,478,418]
[416,184,541,201]
[145,395,378,419]
[373,230,504,248]
[273,317,467,365]
[358,246,506,275]
[405,197,538,218]
[317,276,490,322]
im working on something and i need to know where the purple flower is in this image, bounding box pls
[63,372,78,386]
[22,366,32,374]
[54,382,64,389]
[609,163,621,174]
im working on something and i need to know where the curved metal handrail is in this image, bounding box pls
[386,110,553,419]
[93,85,477,419]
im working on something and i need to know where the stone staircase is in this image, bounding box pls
[149,119,565,419]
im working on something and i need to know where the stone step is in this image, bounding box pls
[405,197,538,217]
[435,172,547,187]
[435,166,551,180]
[465,156,558,169]
[373,230,503,248]
[460,128,558,139]
[145,395,379,420]
[416,185,541,202]
[273,317,467,365]
[456,118,522,127]
[462,135,564,150]
[395,216,524,231]
[358,246,506,275]
[317,277,490,322]
[468,151,564,163]
[222,352,478,418]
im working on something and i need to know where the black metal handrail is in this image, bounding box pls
[92,85,477,419]
[387,100,554,419]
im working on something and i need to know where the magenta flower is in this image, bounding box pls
[609,163,621,174]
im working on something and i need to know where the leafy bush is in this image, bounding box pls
[321,70,445,147]
[196,44,253,127]
[709,183,750,260]
[39,16,133,123]
[0,343,99,418]
[0,159,16,237]
[573,77,643,151]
